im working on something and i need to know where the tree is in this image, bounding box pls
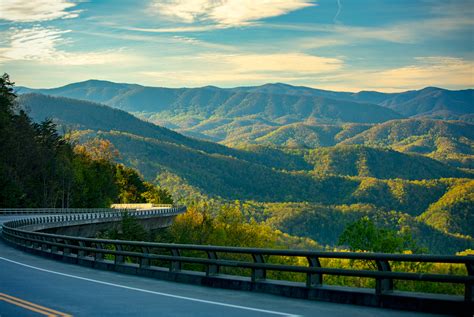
[141,182,173,204]
[337,216,422,253]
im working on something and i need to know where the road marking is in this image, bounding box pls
[0,292,72,317]
[0,256,300,317]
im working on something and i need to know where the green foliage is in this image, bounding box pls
[0,74,172,208]
[156,202,291,248]
[305,145,470,180]
[114,212,149,242]
[337,217,422,253]
[19,93,311,172]
[342,119,474,169]
[418,180,474,237]
[262,201,473,254]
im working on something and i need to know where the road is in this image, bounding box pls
[0,216,443,317]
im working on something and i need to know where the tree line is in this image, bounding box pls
[0,74,172,208]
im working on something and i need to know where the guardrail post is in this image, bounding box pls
[63,239,71,256]
[375,259,393,295]
[94,243,104,261]
[51,237,59,254]
[140,247,150,268]
[251,254,266,282]
[466,262,473,302]
[170,248,181,272]
[307,256,323,287]
[23,233,32,248]
[115,244,124,264]
[40,237,49,252]
[206,251,219,276]
[78,241,86,259]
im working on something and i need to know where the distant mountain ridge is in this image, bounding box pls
[18,80,473,119]
[18,80,472,146]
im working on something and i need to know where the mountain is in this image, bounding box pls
[231,122,373,148]
[418,180,474,237]
[305,145,471,180]
[341,119,474,169]
[17,93,474,253]
[18,80,473,148]
[263,201,473,254]
[19,93,310,172]
[240,84,474,121]
[21,80,403,124]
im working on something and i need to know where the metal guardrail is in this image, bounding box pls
[0,207,175,215]
[1,209,473,309]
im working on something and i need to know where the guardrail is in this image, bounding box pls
[0,207,176,215]
[1,210,473,314]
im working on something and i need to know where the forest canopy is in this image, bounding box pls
[0,74,172,208]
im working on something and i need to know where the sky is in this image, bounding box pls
[0,0,473,92]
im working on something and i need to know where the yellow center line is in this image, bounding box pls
[0,293,72,317]
[0,296,55,316]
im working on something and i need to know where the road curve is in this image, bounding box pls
[0,216,443,317]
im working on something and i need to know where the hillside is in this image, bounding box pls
[17,92,474,254]
[262,202,473,254]
[18,81,403,144]
[418,180,474,237]
[305,145,471,180]
[20,80,402,125]
[19,81,473,148]
[19,93,310,172]
[341,119,474,168]
[241,84,474,120]
[231,123,373,148]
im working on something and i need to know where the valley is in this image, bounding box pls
[15,81,474,254]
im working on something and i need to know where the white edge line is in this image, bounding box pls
[0,256,300,317]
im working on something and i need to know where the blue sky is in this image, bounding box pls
[0,0,472,91]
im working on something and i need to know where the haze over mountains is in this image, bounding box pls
[16,80,474,254]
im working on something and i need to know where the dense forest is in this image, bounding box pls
[0,74,172,208]
[4,75,473,256]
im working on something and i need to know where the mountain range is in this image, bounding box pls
[15,81,474,254]
[18,80,473,146]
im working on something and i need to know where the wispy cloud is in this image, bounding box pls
[310,56,474,92]
[122,25,222,33]
[369,56,474,90]
[140,52,342,86]
[0,0,80,22]
[150,0,314,27]
[268,15,474,45]
[0,27,133,66]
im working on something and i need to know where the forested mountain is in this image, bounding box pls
[240,84,473,120]
[418,180,474,237]
[15,87,474,254]
[19,80,472,148]
[341,119,474,169]
[19,93,310,172]
[261,201,473,254]
[305,145,471,180]
[20,80,402,125]
[229,122,372,148]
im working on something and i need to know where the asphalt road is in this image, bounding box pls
[0,216,444,317]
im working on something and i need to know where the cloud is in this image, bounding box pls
[0,0,80,22]
[150,0,314,27]
[268,15,474,45]
[370,57,474,90]
[311,56,474,92]
[140,52,342,86]
[0,27,133,66]
[224,53,342,74]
